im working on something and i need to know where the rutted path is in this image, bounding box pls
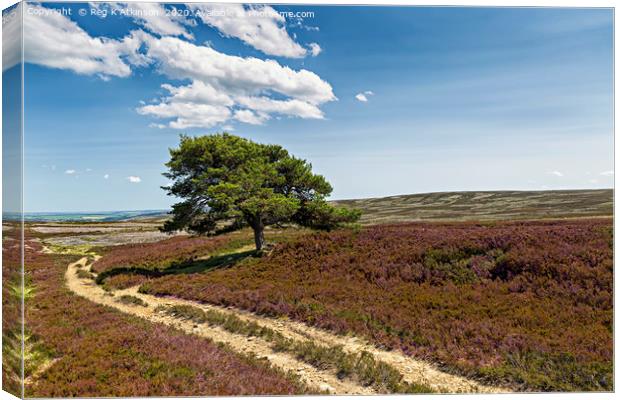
[65,255,509,394]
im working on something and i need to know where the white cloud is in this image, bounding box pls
[137,36,335,128]
[23,4,149,78]
[237,96,324,119]
[127,176,142,183]
[234,109,270,125]
[90,3,193,39]
[189,4,307,58]
[308,43,322,57]
[2,3,21,72]
[126,3,193,39]
[138,100,231,129]
[356,90,375,102]
[549,170,564,177]
[600,170,614,176]
[86,168,93,172]
[19,4,335,129]
[143,35,335,104]
[103,174,110,179]
[160,81,234,106]
[65,169,76,175]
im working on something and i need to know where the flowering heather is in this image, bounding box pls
[21,236,309,397]
[92,234,235,273]
[2,225,23,396]
[93,227,310,279]
[141,219,613,391]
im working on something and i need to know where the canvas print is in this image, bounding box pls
[1,1,614,397]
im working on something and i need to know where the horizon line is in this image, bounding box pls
[12,187,614,215]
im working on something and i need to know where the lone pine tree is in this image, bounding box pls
[162,133,360,250]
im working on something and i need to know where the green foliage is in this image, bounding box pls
[478,351,612,391]
[156,305,207,324]
[76,270,95,280]
[161,134,360,249]
[116,295,148,307]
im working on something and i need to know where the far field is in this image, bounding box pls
[4,189,614,395]
[334,189,613,224]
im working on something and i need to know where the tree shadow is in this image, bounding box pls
[95,249,257,284]
[167,249,258,274]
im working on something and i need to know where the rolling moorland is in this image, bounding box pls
[334,189,613,224]
[2,189,613,396]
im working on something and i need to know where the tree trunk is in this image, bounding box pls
[253,224,265,251]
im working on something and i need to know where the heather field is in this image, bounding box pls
[134,219,613,392]
[5,193,614,394]
[15,234,310,397]
[2,224,22,396]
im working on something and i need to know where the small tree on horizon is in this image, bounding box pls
[161,133,361,251]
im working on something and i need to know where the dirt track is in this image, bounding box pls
[65,255,509,394]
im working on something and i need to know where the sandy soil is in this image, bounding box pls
[65,255,509,394]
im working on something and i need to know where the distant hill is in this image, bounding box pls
[12,210,170,223]
[333,189,613,225]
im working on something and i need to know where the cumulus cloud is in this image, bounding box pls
[234,109,270,125]
[23,4,149,78]
[2,4,21,72]
[103,174,110,179]
[308,43,322,57]
[600,170,614,176]
[356,91,375,102]
[189,4,307,58]
[65,169,76,175]
[20,4,335,129]
[237,96,324,119]
[127,176,142,183]
[161,81,234,106]
[137,36,335,128]
[143,35,335,104]
[92,2,194,39]
[549,170,564,177]
[138,101,231,129]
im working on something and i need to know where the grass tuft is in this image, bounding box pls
[116,294,148,307]
[156,304,207,324]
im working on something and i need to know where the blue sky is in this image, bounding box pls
[3,3,613,212]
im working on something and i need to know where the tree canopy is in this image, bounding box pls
[162,134,361,250]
